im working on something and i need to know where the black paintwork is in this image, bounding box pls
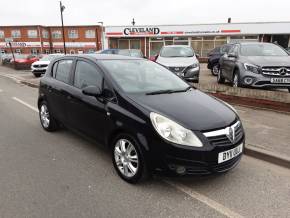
[207,44,234,70]
[38,54,244,175]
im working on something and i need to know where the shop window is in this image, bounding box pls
[45,49,50,54]
[118,40,129,49]
[11,30,21,38]
[85,30,96,38]
[54,49,61,53]
[70,50,75,54]
[15,49,21,54]
[130,39,141,49]
[52,31,62,39]
[191,40,202,56]
[109,38,118,49]
[245,35,258,40]
[150,41,163,56]
[0,49,5,54]
[78,50,84,54]
[202,40,215,57]
[68,29,78,39]
[0,30,4,38]
[28,30,38,38]
[173,36,189,45]
[165,41,173,45]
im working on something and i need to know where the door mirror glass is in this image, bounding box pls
[82,86,102,97]
[195,53,200,59]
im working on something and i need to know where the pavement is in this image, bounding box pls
[1,74,290,217]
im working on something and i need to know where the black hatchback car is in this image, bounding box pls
[38,54,245,183]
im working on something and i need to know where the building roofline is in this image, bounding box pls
[105,21,290,28]
[0,25,101,28]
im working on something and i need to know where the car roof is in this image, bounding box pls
[162,45,191,48]
[234,42,274,46]
[68,54,143,61]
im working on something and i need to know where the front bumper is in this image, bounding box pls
[169,67,200,82]
[148,129,245,176]
[241,71,290,88]
[31,67,48,73]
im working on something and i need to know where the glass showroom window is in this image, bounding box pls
[45,49,50,54]
[31,49,38,54]
[118,39,129,49]
[68,29,78,39]
[28,30,38,38]
[214,36,227,48]
[173,37,189,45]
[164,37,173,45]
[191,37,203,56]
[202,36,215,57]
[0,30,4,38]
[85,30,95,38]
[42,30,49,38]
[15,49,21,54]
[149,37,164,57]
[11,30,21,38]
[130,39,141,49]
[52,30,62,39]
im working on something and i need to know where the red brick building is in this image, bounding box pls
[0,25,103,55]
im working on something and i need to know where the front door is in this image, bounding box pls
[66,59,108,143]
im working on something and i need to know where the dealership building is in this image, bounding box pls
[104,21,290,58]
[0,25,102,55]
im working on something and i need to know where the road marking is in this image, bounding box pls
[12,97,38,113]
[164,180,244,218]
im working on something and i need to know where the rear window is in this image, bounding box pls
[54,59,73,83]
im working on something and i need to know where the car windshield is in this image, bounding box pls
[100,60,190,94]
[240,44,288,56]
[41,55,61,61]
[160,47,194,57]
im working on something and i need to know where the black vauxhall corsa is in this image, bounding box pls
[38,54,245,183]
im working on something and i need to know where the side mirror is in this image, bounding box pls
[228,53,237,58]
[195,53,200,59]
[154,54,159,61]
[143,56,147,59]
[82,86,102,97]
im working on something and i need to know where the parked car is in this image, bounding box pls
[38,54,244,183]
[31,54,64,77]
[100,49,145,58]
[156,45,200,83]
[207,44,234,76]
[218,42,290,93]
[0,54,13,64]
[11,54,39,65]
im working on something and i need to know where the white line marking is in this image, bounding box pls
[164,180,244,218]
[12,97,38,113]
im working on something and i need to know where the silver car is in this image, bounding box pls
[218,42,290,93]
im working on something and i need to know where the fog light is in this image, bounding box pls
[244,77,253,85]
[176,166,186,175]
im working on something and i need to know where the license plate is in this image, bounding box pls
[218,143,243,164]
[270,78,290,83]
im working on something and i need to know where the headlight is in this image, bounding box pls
[244,63,260,74]
[189,63,199,69]
[150,112,203,147]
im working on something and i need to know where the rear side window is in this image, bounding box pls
[74,60,103,89]
[55,60,73,83]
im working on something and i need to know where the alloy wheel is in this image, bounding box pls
[212,65,219,76]
[233,74,238,87]
[114,139,139,178]
[40,104,50,128]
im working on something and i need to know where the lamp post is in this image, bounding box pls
[60,1,66,54]
[97,21,104,50]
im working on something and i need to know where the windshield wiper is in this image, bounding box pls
[146,87,192,95]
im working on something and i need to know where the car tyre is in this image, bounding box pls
[112,134,149,184]
[288,88,290,93]
[211,63,219,76]
[217,68,225,84]
[39,101,59,131]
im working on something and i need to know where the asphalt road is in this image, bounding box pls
[0,75,290,218]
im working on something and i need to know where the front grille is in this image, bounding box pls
[204,121,244,147]
[34,64,48,68]
[168,66,185,73]
[262,66,290,77]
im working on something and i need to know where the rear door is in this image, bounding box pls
[65,58,109,143]
[45,58,74,124]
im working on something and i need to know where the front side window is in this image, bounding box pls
[28,30,38,38]
[240,43,288,56]
[55,60,73,83]
[68,29,78,39]
[74,61,103,89]
[100,60,189,94]
[160,46,194,57]
[11,30,21,38]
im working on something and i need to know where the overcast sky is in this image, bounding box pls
[1,0,290,26]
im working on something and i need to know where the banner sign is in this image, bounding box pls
[0,41,41,48]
